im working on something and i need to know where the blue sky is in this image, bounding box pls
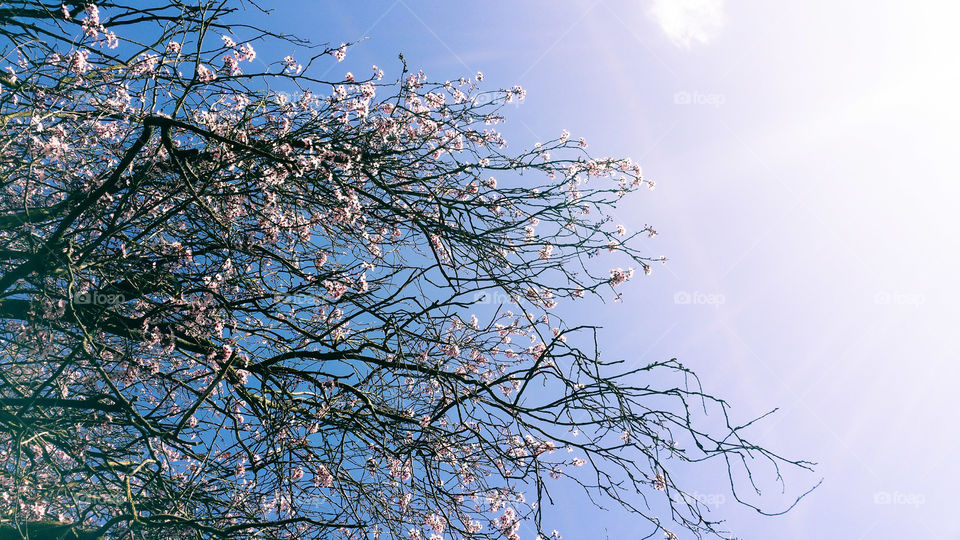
[267,1,960,538]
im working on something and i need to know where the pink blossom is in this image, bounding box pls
[425,92,445,108]
[68,49,90,74]
[389,458,412,481]
[282,55,302,74]
[195,64,216,82]
[314,464,334,488]
[103,30,118,49]
[609,267,634,286]
[222,54,242,75]
[81,5,100,40]
[653,473,666,490]
[323,280,348,300]
[237,42,256,61]
[129,54,158,76]
[84,4,100,25]
[424,513,446,533]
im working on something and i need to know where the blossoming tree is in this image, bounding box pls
[0,2,815,539]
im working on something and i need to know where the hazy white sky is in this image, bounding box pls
[276,1,960,537]
[649,0,725,47]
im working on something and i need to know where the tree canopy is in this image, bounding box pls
[0,2,815,539]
